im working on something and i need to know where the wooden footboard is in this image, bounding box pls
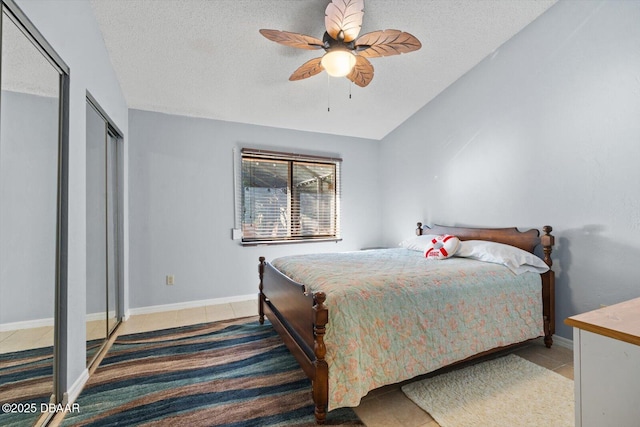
[258,257,329,423]
[259,224,556,424]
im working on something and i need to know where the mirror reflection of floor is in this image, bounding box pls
[0,326,53,354]
[0,328,54,427]
[86,319,112,364]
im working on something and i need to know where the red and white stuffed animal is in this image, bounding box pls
[424,234,460,260]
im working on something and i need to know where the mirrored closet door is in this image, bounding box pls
[0,1,69,426]
[86,97,122,366]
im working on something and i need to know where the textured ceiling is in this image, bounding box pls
[90,0,557,140]
[1,10,60,97]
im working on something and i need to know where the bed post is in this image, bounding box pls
[416,222,423,236]
[313,292,329,425]
[541,226,555,348]
[258,256,266,325]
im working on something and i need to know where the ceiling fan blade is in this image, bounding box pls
[325,0,364,43]
[289,57,324,81]
[347,55,374,87]
[259,29,324,50]
[355,30,422,58]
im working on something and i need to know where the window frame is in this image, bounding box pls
[237,148,342,245]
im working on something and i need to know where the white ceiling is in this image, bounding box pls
[90,0,557,140]
[1,10,60,97]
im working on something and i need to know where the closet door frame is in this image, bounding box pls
[86,92,124,350]
[1,0,70,405]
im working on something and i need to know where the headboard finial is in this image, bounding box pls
[416,222,423,236]
[541,225,554,267]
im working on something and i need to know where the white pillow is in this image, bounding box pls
[399,234,439,252]
[455,240,549,275]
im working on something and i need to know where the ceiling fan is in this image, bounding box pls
[259,0,421,87]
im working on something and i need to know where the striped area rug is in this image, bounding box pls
[0,345,54,427]
[61,317,362,426]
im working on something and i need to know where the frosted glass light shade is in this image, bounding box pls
[321,50,356,77]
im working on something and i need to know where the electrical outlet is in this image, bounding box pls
[166,275,175,286]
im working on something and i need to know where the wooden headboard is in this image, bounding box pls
[416,222,555,267]
[417,222,556,346]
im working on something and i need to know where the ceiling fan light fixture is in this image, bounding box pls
[260,0,421,87]
[321,50,356,77]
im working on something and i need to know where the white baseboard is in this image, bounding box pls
[0,317,54,332]
[85,311,112,322]
[552,334,573,350]
[66,368,90,404]
[0,312,121,331]
[126,294,257,317]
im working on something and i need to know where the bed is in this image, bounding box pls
[258,223,555,424]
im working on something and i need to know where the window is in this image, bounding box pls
[238,148,341,244]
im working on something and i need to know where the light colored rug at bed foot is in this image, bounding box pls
[401,354,574,427]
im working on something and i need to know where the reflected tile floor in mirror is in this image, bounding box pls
[0,326,53,354]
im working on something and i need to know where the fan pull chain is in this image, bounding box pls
[327,74,331,112]
[349,82,352,99]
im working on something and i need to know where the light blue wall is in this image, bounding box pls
[128,109,381,309]
[379,0,640,339]
[15,0,129,393]
[0,91,58,323]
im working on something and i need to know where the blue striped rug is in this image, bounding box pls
[0,345,54,427]
[61,318,362,426]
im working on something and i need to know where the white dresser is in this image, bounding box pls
[565,298,640,427]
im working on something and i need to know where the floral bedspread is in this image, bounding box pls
[271,248,544,410]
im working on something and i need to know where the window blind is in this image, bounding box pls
[237,148,342,244]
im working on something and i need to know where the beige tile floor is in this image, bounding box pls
[117,299,259,335]
[1,319,118,354]
[116,301,574,427]
[0,325,53,353]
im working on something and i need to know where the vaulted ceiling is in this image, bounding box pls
[90,0,557,140]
